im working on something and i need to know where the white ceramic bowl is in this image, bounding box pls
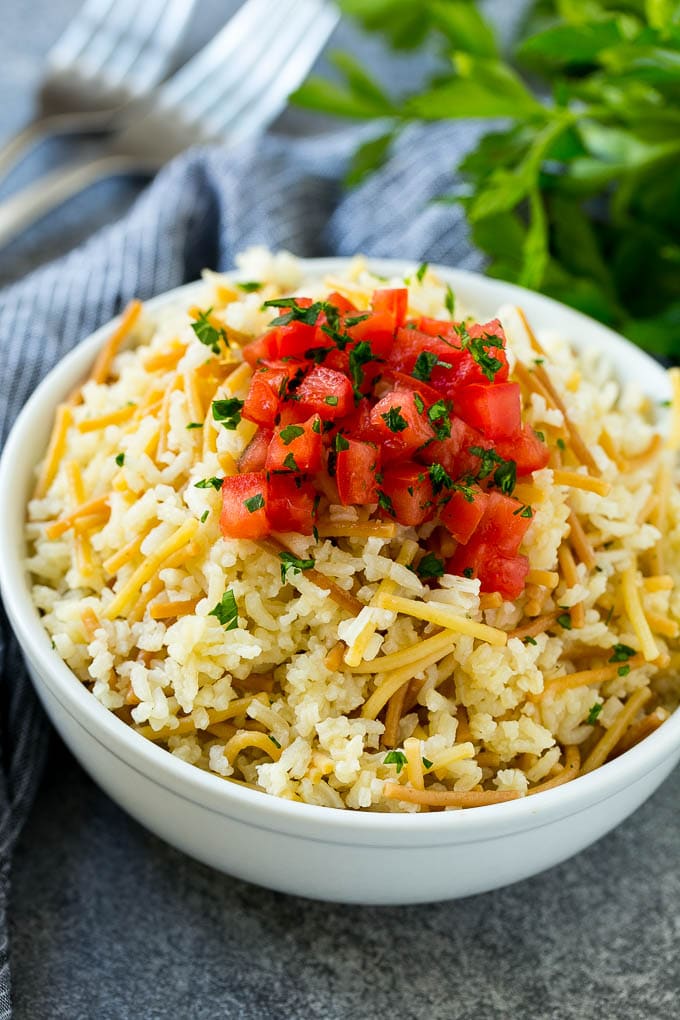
[1,258,678,905]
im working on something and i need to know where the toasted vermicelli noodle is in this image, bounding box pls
[26,249,680,811]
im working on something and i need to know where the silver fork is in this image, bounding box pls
[0,0,199,182]
[0,0,338,250]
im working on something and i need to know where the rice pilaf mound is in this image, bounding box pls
[26,250,680,811]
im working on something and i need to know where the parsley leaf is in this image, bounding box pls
[208,589,239,630]
[279,424,304,445]
[412,351,439,382]
[557,612,572,630]
[191,308,227,355]
[348,340,375,397]
[455,323,504,381]
[212,397,243,431]
[194,476,223,490]
[609,643,636,662]
[200,509,209,523]
[384,750,407,773]
[415,262,429,283]
[244,493,265,513]
[381,406,408,433]
[115,452,125,467]
[324,395,339,406]
[444,284,455,318]
[279,551,316,583]
[186,422,203,430]
[427,399,451,439]
[587,703,603,726]
[468,445,517,494]
[237,281,262,292]
[282,452,298,472]
[428,462,454,493]
[378,490,396,516]
[415,552,445,579]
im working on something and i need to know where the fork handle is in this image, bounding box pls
[0,152,159,249]
[0,110,120,181]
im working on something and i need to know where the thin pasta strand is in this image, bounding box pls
[33,404,73,498]
[89,300,142,385]
[581,687,652,774]
[105,518,199,619]
[382,784,520,808]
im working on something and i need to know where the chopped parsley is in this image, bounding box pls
[191,307,227,354]
[454,323,504,381]
[427,399,452,439]
[212,397,243,431]
[412,350,451,382]
[609,643,636,663]
[324,395,339,406]
[208,589,239,630]
[237,281,262,292]
[335,433,350,452]
[444,284,455,318]
[512,503,533,518]
[557,437,566,451]
[618,665,631,677]
[186,422,203,430]
[282,452,298,472]
[244,493,265,513]
[468,446,517,495]
[263,296,322,327]
[415,262,429,283]
[378,490,396,516]
[557,612,572,630]
[586,703,603,725]
[415,552,445,579]
[348,340,375,397]
[194,476,223,490]
[381,406,408,433]
[524,636,537,645]
[200,510,209,523]
[384,750,407,773]
[462,567,474,578]
[279,424,304,445]
[115,452,125,467]
[311,417,322,434]
[269,735,282,748]
[413,392,425,415]
[534,429,545,442]
[279,551,315,583]
[422,757,433,770]
[428,463,454,493]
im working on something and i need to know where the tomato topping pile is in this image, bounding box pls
[219,288,550,600]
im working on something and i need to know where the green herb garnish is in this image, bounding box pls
[200,510,209,523]
[279,424,305,445]
[208,589,239,630]
[186,422,203,430]
[244,493,265,513]
[378,490,395,516]
[191,307,227,355]
[279,551,316,583]
[194,476,223,490]
[381,406,408,433]
[415,552,445,579]
[587,703,603,726]
[237,281,262,292]
[115,453,125,467]
[444,285,455,318]
[609,643,636,663]
[282,452,298,472]
[557,612,572,630]
[384,750,407,773]
[212,397,243,431]
[324,395,339,406]
[428,463,454,493]
[468,445,517,495]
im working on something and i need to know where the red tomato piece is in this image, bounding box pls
[220,472,269,540]
[326,291,357,314]
[417,316,460,338]
[336,440,380,505]
[494,426,550,477]
[369,390,434,456]
[297,365,354,420]
[237,428,272,474]
[439,486,489,544]
[276,321,318,359]
[372,288,408,329]
[242,330,279,367]
[332,399,377,443]
[266,415,322,474]
[380,462,435,527]
[417,416,487,479]
[242,370,284,428]
[266,474,317,534]
[454,381,521,439]
[381,368,443,406]
[387,327,456,377]
[343,310,395,358]
[475,491,533,557]
[446,540,529,600]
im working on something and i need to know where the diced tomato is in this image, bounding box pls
[343,310,395,358]
[380,462,435,527]
[372,288,408,329]
[242,369,285,428]
[297,365,354,420]
[387,327,456,377]
[446,540,529,600]
[369,390,434,456]
[326,291,357,314]
[266,415,322,474]
[237,428,272,474]
[439,486,489,544]
[336,440,380,505]
[475,492,533,557]
[454,381,521,439]
[242,330,279,367]
[220,472,269,540]
[266,474,317,535]
[381,368,442,406]
[276,321,318,358]
[417,416,488,479]
[494,426,550,477]
[332,399,377,443]
[417,316,459,338]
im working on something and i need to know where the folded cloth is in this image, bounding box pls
[0,119,489,1016]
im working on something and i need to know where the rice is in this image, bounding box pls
[25,249,680,811]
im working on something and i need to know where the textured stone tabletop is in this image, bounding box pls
[2,4,680,1018]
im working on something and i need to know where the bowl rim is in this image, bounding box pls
[1,256,679,842]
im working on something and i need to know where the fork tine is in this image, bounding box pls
[158,0,298,119]
[127,0,200,94]
[205,1,339,142]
